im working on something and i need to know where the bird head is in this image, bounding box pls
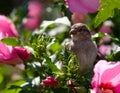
[69,23,91,41]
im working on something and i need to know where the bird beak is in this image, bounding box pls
[69,29,76,35]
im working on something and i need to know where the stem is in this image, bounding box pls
[72,87,78,93]
[39,61,47,77]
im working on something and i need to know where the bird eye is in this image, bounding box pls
[80,28,82,31]
[82,28,86,30]
[80,26,87,31]
[74,27,77,30]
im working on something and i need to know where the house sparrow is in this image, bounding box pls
[66,23,97,74]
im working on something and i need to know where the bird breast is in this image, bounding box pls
[70,39,97,72]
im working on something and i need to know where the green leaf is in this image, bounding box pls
[21,29,32,40]
[1,89,20,93]
[1,37,19,46]
[100,0,120,8]
[49,42,61,53]
[0,73,3,83]
[100,0,112,3]
[8,80,25,89]
[1,80,25,93]
[44,56,63,75]
[94,5,114,27]
[94,0,120,27]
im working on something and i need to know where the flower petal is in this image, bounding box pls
[65,0,100,14]
[91,60,120,93]
[101,62,120,84]
[0,15,19,39]
[65,0,88,14]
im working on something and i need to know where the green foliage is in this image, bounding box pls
[1,0,120,93]
[0,73,3,83]
[1,37,20,46]
[94,0,120,27]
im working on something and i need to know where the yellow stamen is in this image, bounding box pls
[101,89,114,93]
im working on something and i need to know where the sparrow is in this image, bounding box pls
[66,23,97,74]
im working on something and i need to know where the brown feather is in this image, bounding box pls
[67,23,97,74]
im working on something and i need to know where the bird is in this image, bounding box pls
[66,23,97,74]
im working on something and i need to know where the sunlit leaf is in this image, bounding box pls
[1,37,19,46]
[2,80,25,93]
[44,56,63,75]
[94,0,120,27]
[0,73,3,83]
[94,5,114,27]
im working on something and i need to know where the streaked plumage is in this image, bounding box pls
[67,23,97,74]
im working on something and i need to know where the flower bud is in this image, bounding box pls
[14,46,31,61]
[42,76,58,87]
[0,42,22,66]
[67,80,75,88]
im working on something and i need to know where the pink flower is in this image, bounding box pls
[23,17,41,31]
[0,42,30,66]
[67,80,78,93]
[0,15,19,40]
[42,76,58,87]
[99,25,112,33]
[23,1,43,31]
[91,60,120,93]
[67,80,75,87]
[27,1,43,18]
[71,13,85,23]
[65,0,101,14]
[99,45,112,55]
[14,46,31,61]
[99,21,113,33]
[100,36,111,44]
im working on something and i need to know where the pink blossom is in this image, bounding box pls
[0,42,30,66]
[42,76,58,87]
[23,1,43,31]
[99,25,112,33]
[16,63,25,70]
[0,15,19,40]
[14,46,31,61]
[65,0,101,14]
[99,21,113,33]
[99,45,112,55]
[100,36,111,44]
[91,60,120,93]
[67,80,78,93]
[67,80,75,87]
[23,17,41,31]
[71,13,85,23]
[27,1,43,18]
